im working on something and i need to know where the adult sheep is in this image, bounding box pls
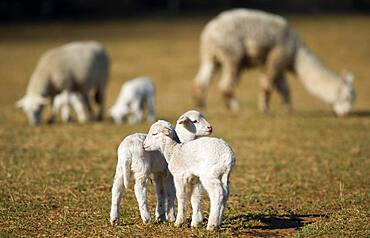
[17,41,110,125]
[193,9,355,116]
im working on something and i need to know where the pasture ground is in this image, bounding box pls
[0,14,369,237]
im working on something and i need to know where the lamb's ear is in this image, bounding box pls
[343,72,354,85]
[341,70,354,85]
[177,115,191,125]
[16,98,25,108]
[161,127,172,136]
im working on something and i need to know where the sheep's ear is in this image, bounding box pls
[16,98,25,108]
[177,115,191,125]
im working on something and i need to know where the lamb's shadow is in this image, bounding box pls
[222,213,327,231]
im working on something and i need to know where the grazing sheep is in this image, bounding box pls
[109,77,155,124]
[143,120,235,230]
[110,110,212,225]
[193,8,355,116]
[16,41,110,125]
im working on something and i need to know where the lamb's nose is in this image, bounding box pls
[207,126,213,132]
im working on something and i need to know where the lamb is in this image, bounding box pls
[51,91,87,123]
[143,120,236,230]
[110,110,213,225]
[16,41,110,125]
[193,8,355,116]
[109,77,155,124]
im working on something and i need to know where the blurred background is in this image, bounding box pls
[1,0,370,22]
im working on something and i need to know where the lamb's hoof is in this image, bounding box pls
[174,220,185,227]
[206,224,218,231]
[166,214,176,223]
[110,217,119,226]
[142,216,153,224]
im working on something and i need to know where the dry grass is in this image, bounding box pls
[0,14,369,237]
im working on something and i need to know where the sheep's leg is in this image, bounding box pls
[201,178,224,230]
[153,173,166,222]
[69,93,87,123]
[146,95,156,123]
[192,57,216,108]
[110,164,125,225]
[94,87,105,121]
[218,58,241,112]
[164,172,176,222]
[274,73,292,113]
[174,177,189,227]
[82,94,95,121]
[259,47,286,113]
[134,176,151,224]
[190,182,203,227]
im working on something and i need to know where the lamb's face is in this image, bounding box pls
[16,95,47,125]
[143,120,173,152]
[333,74,355,117]
[176,110,212,137]
[109,103,130,124]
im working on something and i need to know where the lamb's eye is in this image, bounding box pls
[152,133,158,136]
[192,120,198,123]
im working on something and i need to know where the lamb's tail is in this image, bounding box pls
[117,144,132,189]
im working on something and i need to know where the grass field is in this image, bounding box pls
[0,14,369,237]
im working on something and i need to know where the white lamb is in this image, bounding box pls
[193,9,355,116]
[110,110,213,225]
[51,91,86,123]
[143,120,236,230]
[109,77,155,124]
[16,41,110,125]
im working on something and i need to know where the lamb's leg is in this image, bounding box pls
[219,172,231,225]
[174,177,189,227]
[201,178,224,230]
[110,164,125,225]
[192,55,216,108]
[146,94,156,123]
[190,182,203,227]
[164,172,176,222]
[69,93,87,123]
[218,58,241,112]
[259,47,286,113]
[128,99,143,124]
[274,73,292,113]
[153,173,166,222]
[134,176,151,224]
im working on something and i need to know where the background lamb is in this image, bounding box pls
[109,77,155,124]
[143,120,235,230]
[110,110,213,225]
[193,8,355,116]
[16,41,110,125]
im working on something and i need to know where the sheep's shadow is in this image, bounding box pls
[222,213,326,231]
[350,110,370,118]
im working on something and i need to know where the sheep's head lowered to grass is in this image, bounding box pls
[333,72,356,117]
[16,95,48,125]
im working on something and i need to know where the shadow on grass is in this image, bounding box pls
[221,213,327,235]
[350,110,370,117]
